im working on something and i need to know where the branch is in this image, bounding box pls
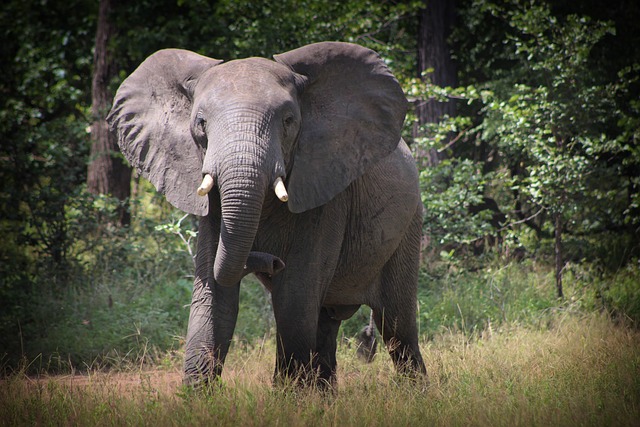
[499,206,546,232]
[175,214,196,267]
[437,129,468,153]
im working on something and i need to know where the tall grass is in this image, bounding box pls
[1,313,638,426]
[3,190,639,425]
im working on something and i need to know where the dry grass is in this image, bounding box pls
[2,313,638,426]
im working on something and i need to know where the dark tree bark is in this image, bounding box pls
[87,0,131,226]
[554,132,566,299]
[415,0,458,167]
[554,212,564,299]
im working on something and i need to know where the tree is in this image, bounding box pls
[87,0,131,226]
[0,0,95,271]
[411,1,505,256]
[464,1,640,296]
[415,0,457,167]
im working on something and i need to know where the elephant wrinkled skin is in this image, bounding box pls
[107,42,426,388]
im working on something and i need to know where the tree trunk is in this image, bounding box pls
[415,0,457,167]
[554,212,564,299]
[87,0,131,226]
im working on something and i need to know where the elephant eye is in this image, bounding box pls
[194,111,208,148]
[195,113,206,132]
[282,114,295,135]
[283,115,294,126]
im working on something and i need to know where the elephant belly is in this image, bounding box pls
[324,143,420,305]
[325,207,414,304]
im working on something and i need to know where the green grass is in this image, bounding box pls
[1,313,638,426]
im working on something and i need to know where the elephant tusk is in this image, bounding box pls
[273,177,289,202]
[197,174,215,196]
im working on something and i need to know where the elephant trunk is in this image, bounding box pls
[203,107,287,287]
[213,163,267,286]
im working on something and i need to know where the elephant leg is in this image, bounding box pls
[269,207,347,387]
[271,295,320,387]
[315,307,342,388]
[373,211,427,378]
[270,264,334,387]
[356,309,378,363]
[183,216,240,387]
[183,278,240,386]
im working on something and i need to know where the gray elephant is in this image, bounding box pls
[107,41,426,388]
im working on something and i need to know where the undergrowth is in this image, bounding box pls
[2,188,638,378]
[2,241,639,375]
[1,192,638,425]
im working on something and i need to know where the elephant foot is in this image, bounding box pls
[182,372,226,394]
[272,367,337,394]
[183,358,225,391]
[183,347,226,391]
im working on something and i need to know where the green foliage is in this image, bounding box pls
[598,261,640,327]
[212,0,420,62]
[419,260,551,337]
[417,256,640,337]
[421,157,495,246]
[234,278,275,343]
[409,85,505,254]
[1,0,102,370]
[0,189,196,372]
[412,0,640,270]
[109,0,420,77]
[1,0,95,282]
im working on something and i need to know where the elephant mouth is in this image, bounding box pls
[254,272,275,292]
[198,173,288,202]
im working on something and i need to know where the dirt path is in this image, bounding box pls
[19,370,184,395]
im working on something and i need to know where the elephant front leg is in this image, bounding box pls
[272,312,318,388]
[183,277,239,386]
[271,280,343,389]
[271,306,341,390]
[315,307,342,389]
[269,205,347,389]
[183,215,240,387]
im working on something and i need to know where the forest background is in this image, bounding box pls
[1,0,639,377]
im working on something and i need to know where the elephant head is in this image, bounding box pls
[107,42,407,286]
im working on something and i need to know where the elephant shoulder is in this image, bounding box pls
[378,139,420,194]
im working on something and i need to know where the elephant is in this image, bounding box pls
[107,41,426,388]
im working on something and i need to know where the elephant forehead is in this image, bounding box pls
[214,58,295,88]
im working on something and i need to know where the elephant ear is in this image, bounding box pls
[107,49,222,216]
[274,42,407,213]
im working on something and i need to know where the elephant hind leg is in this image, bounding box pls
[356,309,377,363]
[372,211,426,378]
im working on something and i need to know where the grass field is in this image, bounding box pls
[2,313,638,426]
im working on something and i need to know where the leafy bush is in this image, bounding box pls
[599,261,640,327]
[0,189,195,373]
